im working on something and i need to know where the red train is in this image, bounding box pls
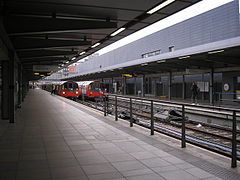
[42,80,105,100]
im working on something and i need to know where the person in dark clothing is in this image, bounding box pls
[191,82,199,104]
[51,85,55,95]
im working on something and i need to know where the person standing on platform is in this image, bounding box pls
[51,85,55,95]
[191,81,199,104]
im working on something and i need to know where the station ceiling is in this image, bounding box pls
[1,0,201,80]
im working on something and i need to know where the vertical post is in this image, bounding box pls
[9,50,15,123]
[142,75,145,97]
[104,97,106,116]
[169,71,172,100]
[134,77,137,96]
[130,98,133,127]
[182,75,185,100]
[115,95,118,121]
[150,100,154,135]
[182,105,186,148]
[111,78,114,93]
[231,110,237,168]
[124,76,127,95]
[209,68,214,105]
[18,63,22,108]
[2,61,9,120]
[106,95,109,116]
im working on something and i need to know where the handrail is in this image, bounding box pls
[104,93,239,168]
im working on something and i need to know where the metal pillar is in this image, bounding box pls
[17,63,22,108]
[115,95,118,121]
[134,77,137,96]
[2,61,9,120]
[231,111,237,168]
[182,75,186,99]
[142,75,145,97]
[111,77,114,93]
[9,50,15,123]
[130,98,133,127]
[169,72,172,100]
[181,105,186,148]
[150,100,154,135]
[209,68,214,105]
[123,76,126,95]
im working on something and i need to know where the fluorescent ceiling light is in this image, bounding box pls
[71,57,76,60]
[141,63,148,66]
[147,0,176,14]
[79,51,86,55]
[178,56,190,60]
[110,28,126,36]
[157,60,166,63]
[91,42,101,48]
[65,61,69,63]
[61,64,64,66]
[208,49,224,54]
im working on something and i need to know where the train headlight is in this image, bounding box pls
[63,91,66,94]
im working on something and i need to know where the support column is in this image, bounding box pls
[169,72,172,100]
[2,61,9,120]
[123,76,126,95]
[209,68,214,105]
[142,75,145,97]
[134,77,137,96]
[9,50,15,123]
[111,77,114,93]
[18,63,22,107]
[182,75,185,99]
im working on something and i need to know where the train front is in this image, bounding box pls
[86,81,106,100]
[59,81,80,99]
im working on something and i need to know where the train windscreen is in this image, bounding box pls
[89,82,105,92]
[63,82,78,91]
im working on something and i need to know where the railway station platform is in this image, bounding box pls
[0,89,240,180]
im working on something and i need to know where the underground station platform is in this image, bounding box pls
[0,89,239,180]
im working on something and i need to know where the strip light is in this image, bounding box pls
[178,56,190,60]
[110,28,126,36]
[208,49,224,54]
[157,60,166,63]
[91,42,101,48]
[147,0,176,14]
[141,63,148,66]
[79,51,86,55]
[71,57,76,60]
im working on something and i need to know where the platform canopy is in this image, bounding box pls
[1,0,201,80]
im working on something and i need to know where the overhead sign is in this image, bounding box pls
[33,65,58,72]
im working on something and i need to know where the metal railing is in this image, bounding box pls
[103,93,240,168]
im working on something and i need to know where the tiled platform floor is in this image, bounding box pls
[0,89,239,180]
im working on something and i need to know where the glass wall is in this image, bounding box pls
[155,76,169,98]
[171,75,183,99]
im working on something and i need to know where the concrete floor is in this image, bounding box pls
[0,89,239,180]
